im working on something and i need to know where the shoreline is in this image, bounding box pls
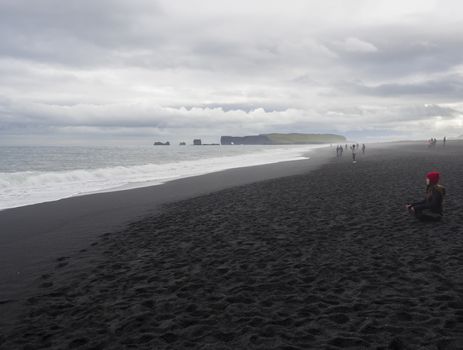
[0,146,333,310]
[0,144,327,212]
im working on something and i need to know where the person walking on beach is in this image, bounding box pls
[443,136,446,147]
[428,138,437,148]
[351,144,357,163]
[362,144,366,154]
[406,172,446,221]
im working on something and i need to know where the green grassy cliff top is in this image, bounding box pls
[265,133,346,144]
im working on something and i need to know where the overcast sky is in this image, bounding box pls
[1,0,463,145]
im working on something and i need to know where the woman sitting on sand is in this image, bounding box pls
[406,172,446,221]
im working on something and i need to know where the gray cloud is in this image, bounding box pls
[327,26,463,80]
[0,0,164,67]
[1,0,463,144]
[352,75,463,99]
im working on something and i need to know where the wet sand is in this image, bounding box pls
[2,142,463,349]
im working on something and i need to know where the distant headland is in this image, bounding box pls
[221,133,346,145]
[153,133,346,146]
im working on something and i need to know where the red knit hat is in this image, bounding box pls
[426,171,440,184]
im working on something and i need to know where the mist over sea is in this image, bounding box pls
[0,144,325,210]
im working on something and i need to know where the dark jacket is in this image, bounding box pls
[412,184,446,214]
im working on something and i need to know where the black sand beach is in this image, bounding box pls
[0,147,331,305]
[2,142,463,349]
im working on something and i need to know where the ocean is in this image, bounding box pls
[0,144,326,210]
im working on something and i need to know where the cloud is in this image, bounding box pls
[352,75,463,98]
[338,37,378,53]
[1,0,463,144]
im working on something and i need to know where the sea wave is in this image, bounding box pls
[0,145,324,210]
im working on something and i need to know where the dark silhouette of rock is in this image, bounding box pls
[153,141,170,146]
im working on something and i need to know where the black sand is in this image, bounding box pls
[0,147,331,305]
[2,142,463,349]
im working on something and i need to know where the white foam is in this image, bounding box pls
[0,145,325,210]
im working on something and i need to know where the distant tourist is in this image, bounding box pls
[443,136,447,147]
[406,171,446,221]
[362,144,366,154]
[351,144,357,163]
